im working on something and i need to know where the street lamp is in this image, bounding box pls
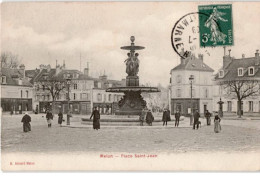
[189,75,194,126]
[66,77,71,125]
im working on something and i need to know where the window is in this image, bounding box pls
[204,88,208,98]
[42,95,45,101]
[42,85,45,91]
[227,101,232,112]
[219,70,224,78]
[108,94,112,101]
[114,95,117,102]
[176,89,181,97]
[97,93,102,101]
[26,90,29,98]
[238,68,243,76]
[104,94,106,102]
[21,90,23,98]
[249,101,254,112]
[248,67,254,76]
[1,76,6,84]
[81,93,87,100]
[74,84,78,90]
[176,75,182,83]
[74,93,77,100]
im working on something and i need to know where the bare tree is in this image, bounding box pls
[1,52,20,68]
[219,80,260,117]
[41,77,66,114]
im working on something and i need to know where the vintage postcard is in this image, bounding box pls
[1,1,260,171]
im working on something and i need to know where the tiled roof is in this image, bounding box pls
[1,68,32,87]
[171,57,214,72]
[215,57,260,81]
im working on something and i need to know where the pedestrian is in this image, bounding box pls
[146,109,154,126]
[58,111,63,127]
[21,112,31,132]
[175,110,181,127]
[90,107,100,130]
[46,110,53,128]
[214,112,221,133]
[162,109,171,126]
[205,110,211,126]
[139,109,146,126]
[193,109,200,130]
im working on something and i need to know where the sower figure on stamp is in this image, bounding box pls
[146,109,154,126]
[193,109,200,130]
[46,110,53,128]
[175,110,180,127]
[21,112,31,132]
[90,107,100,130]
[205,110,211,126]
[205,7,228,45]
[214,111,221,133]
[139,108,146,126]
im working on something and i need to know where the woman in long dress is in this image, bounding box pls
[146,110,154,126]
[21,112,31,132]
[214,112,221,133]
[90,107,100,130]
[58,111,63,127]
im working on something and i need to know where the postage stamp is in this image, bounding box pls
[198,4,233,47]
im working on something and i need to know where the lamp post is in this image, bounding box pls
[189,75,194,126]
[66,77,71,125]
[217,98,224,118]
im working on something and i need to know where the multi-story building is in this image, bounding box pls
[170,54,214,116]
[26,62,124,115]
[92,74,125,114]
[213,49,260,116]
[1,65,33,114]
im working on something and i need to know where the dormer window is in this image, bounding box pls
[238,68,243,76]
[248,67,254,76]
[1,76,6,84]
[219,70,224,78]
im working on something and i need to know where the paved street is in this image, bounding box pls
[1,114,260,154]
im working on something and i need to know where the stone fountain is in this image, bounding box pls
[106,36,160,115]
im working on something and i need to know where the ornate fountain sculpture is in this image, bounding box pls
[106,36,160,115]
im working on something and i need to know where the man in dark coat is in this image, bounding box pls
[58,111,63,127]
[193,109,200,130]
[21,112,31,132]
[46,110,53,128]
[146,109,154,126]
[175,110,181,127]
[205,110,211,126]
[162,109,171,126]
[90,107,100,130]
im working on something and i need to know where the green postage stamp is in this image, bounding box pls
[198,4,233,47]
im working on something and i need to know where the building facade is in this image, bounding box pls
[213,49,260,116]
[92,74,124,115]
[170,54,214,116]
[1,65,33,114]
[25,63,124,115]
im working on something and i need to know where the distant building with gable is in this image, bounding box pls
[170,53,214,116]
[1,65,33,114]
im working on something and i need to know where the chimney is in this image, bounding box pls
[19,64,25,78]
[198,54,204,61]
[63,60,66,69]
[255,49,259,58]
[223,46,226,56]
[242,54,245,58]
[223,49,232,69]
[84,62,89,76]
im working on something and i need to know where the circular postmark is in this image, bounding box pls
[171,12,213,59]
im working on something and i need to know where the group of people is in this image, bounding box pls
[21,107,222,134]
[21,109,65,132]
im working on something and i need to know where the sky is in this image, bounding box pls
[1,2,260,86]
